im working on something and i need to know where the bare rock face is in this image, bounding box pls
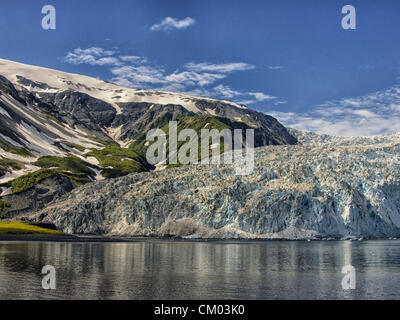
[2,175,74,217]
[29,136,400,239]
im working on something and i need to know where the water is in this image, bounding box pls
[0,239,399,300]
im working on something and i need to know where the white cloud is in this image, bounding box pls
[268,66,282,70]
[76,47,117,56]
[249,92,276,101]
[267,85,400,136]
[109,60,261,93]
[110,65,166,88]
[93,57,122,66]
[185,85,280,106]
[119,55,147,64]
[150,17,195,31]
[65,47,121,66]
[213,85,241,98]
[165,71,226,87]
[238,92,276,105]
[185,62,255,73]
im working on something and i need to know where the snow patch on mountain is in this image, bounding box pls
[0,58,247,115]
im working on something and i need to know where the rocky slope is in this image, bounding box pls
[23,132,400,239]
[0,58,295,153]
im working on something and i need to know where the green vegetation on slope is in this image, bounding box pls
[85,145,152,178]
[0,222,63,235]
[1,156,97,194]
[0,200,11,214]
[0,114,252,195]
[92,137,120,147]
[0,146,152,194]
[131,114,234,168]
[3,169,58,194]
[34,155,95,176]
[62,141,86,152]
[3,168,91,194]
[0,141,34,158]
[130,112,174,155]
[0,158,24,177]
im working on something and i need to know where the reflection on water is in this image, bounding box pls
[0,240,399,300]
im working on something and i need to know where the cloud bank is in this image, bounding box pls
[268,85,400,136]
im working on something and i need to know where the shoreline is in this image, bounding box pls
[0,233,398,243]
[0,234,136,242]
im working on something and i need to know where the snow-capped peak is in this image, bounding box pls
[0,58,247,115]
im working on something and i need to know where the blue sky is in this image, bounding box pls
[1,0,400,135]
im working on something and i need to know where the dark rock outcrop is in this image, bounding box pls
[1,175,74,218]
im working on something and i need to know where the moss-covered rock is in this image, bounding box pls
[0,200,10,213]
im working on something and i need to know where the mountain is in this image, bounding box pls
[18,129,400,239]
[2,59,400,240]
[0,58,296,214]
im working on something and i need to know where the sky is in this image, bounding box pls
[1,0,400,136]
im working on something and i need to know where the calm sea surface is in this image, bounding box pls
[0,240,399,300]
